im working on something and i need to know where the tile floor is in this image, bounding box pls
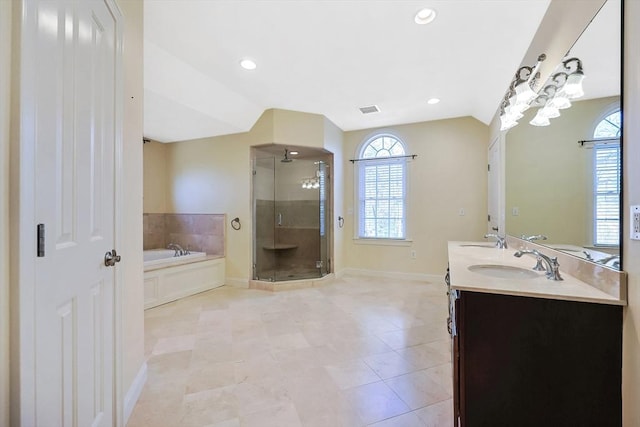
[127,275,454,427]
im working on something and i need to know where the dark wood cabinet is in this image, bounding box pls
[452,291,622,427]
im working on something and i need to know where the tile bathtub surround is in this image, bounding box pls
[143,213,225,257]
[127,275,453,427]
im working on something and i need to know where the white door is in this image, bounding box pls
[23,0,121,425]
[488,136,504,235]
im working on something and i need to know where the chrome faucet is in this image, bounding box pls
[167,243,184,257]
[484,234,508,249]
[514,249,563,281]
[521,234,548,242]
[596,254,620,268]
[583,250,594,261]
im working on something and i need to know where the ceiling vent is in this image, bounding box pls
[359,105,380,114]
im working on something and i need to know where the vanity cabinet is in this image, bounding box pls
[453,291,622,427]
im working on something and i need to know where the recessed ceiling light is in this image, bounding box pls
[289,151,299,155]
[427,98,440,105]
[415,8,437,25]
[240,59,257,70]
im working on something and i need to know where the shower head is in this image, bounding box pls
[281,149,293,163]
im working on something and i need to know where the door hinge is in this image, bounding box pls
[37,223,45,257]
[488,164,490,172]
[488,214,491,222]
[252,170,257,176]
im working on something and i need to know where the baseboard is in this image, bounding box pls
[123,362,147,425]
[341,268,445,284]
[225,277,249,288]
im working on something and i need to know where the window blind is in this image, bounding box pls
[594,143,620,246]
[358,158,406,239]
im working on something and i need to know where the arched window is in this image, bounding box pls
[357,134,407,239]
[592,109,621,246]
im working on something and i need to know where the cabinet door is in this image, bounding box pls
[457,291,622,427]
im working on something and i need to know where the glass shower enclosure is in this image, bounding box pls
[253,152,330,282]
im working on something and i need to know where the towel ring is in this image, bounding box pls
[231,217,241,230]
[338,216,344,228]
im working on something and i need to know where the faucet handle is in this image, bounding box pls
[548,257,563,281]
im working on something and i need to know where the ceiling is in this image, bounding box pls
[144,1,559,143]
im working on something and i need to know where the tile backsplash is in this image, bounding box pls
[143,213,225,257]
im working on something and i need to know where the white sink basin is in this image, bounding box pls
[468,264,540,279]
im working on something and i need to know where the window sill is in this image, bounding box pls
[353,238,413,247]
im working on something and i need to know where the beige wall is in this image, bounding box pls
[118,0,145,407]
[272,109,325,148]
[343,117,489,277]
[0,1,11,425]
[143,141,169,213]
[157,109,346,283]
[165,132,253,282]
[505,96,619,246]
[156,114,487,280]
[623,0,640,423]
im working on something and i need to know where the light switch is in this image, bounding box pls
[512,207,519,216]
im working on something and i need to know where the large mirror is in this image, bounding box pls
[505,0,622,270]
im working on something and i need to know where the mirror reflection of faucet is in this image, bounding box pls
[595,254,620,269]
[521,234,548,242]
[484,233,508,249]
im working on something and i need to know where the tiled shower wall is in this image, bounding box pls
[143,213,225,257]
[255,199,321,277]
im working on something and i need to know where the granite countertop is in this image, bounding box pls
[448,241,625,306]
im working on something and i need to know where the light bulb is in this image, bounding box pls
[562,73,585,99]
[530,112,551,127]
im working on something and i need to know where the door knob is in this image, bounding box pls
[104,249,122,267]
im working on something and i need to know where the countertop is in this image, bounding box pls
[448,241,625,306]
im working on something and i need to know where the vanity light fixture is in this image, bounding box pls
[499,55,586,130]
[240,58,257,70]
[499,54,546,131]
[427,98,440,105]
[289,151,299,155]
[529,57,585,127]
[414,8,437,25]
[301,170,322,189]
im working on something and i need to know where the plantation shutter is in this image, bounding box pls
[594,143,620,246]
[358,158,406,239]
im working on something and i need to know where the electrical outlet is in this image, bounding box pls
[631,205,640,240]
[512,207,519,216]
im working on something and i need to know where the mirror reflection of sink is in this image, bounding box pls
[460,244,495,248]
[468,264,540,279]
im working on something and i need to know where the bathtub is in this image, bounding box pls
[143,249,207,269]
[143,249,225,309]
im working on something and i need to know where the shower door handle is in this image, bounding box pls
[278,213,282,226]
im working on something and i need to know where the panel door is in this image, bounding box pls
[28,0,121,425]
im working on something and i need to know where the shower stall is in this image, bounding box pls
[252,145,331,282]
